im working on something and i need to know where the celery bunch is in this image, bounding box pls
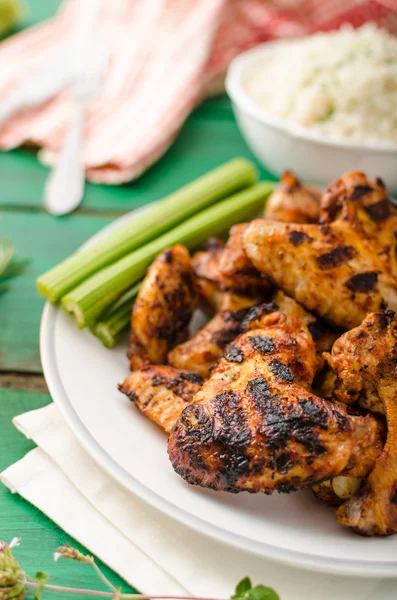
[37,158,274,346]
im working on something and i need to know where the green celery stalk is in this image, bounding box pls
[62,181,274,328]
[92,283,141,348]
[37,158,258,302]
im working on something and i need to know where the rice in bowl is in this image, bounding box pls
[242,24,397,144]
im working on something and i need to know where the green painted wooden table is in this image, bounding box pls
[0,2,275,594]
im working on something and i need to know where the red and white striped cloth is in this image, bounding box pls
[0,0,396,184]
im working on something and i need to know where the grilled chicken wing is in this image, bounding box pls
[168,292,257,378]
[218,224,272,295]
[264,170,321,224]
[173,240,271,378]
[192,238,224,284]
[243,172,397,329]
[168,310,381,494]
[129,246,197,370]
[119,365,203,433]
[270,290,341,353]
[192,240,226,313]
[328,311,397,535]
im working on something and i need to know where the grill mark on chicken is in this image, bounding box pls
[179,372,203,384]
[246,378,326,457]
[269,360,295,382]
[212,391,251,448]
[294,432,327,456]
[298,398,327,426]
[365,198,391,222]
[249,335,276,354]
[211,307,251,346]
[211,391,252,490]
[378,310,395,329]
[376,177,386,188]
[177,390,253,489]
[224,345,244,363]
[123,389,138,402]
[247,377,273,403]
[151,372,203,400]
[246,378,286,452]
[391,486,397,505]
[163,249,174,264]
[345,272,378,292]
[316,245,355,269]
[270,403,326,456]
[241,302,278,330]
[350,185,373,200]
[288,231,314,246]
[334,410,349,430]
[275,453,295,474]
[178,404,213,444]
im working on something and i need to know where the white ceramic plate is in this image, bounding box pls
[41,209,397,578]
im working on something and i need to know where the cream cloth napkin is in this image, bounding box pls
[1,403,396,599]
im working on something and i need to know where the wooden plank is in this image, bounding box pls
[0,371,48,392]
[0,211,112,372]
[18,0,62,29]
[0,387,137,595]
[0,97,276,213]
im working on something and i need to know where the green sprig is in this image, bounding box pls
[233,577,280,600]
[34,571,49,600]
[0,240,30,295]
[0,540,281,600]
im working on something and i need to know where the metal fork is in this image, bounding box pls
[44,46,105,216]
[44,0,105,216]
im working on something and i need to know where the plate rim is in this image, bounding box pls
[40,209,397,579]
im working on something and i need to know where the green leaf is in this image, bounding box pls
[0,240,30,294]
[0,239,14,275]
[247,584,280,600]
[1,257,30,280]
[235,577,252,596]
[34,570,49,600]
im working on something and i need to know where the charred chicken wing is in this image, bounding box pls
[168,310,381,493]
[218,224,271,295]
[243,172,397,329]
[129,246,197,370]
[191,240,226,312]
[119,365,203,433]
[172,241,269,378]
[168,292,257,379]
[329,310,397,535]
[264,170,321,224]
[191,238,224,285]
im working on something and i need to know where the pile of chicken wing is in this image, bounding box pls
[119,169,397,537]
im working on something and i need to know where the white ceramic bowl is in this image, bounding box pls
[226,40,397,192]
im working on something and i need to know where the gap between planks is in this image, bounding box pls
[0,204,125,218]
[0,371,48,394]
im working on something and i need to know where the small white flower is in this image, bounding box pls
[53,552,62,562]
[9,537,20,549]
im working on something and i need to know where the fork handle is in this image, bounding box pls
[44,101,86,216]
